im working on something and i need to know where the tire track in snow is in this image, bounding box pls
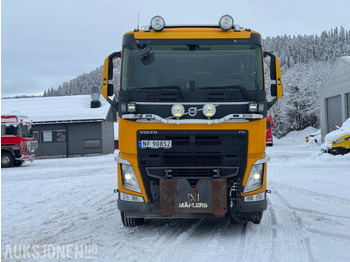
[266,205,278,261]
[154,218,208,262]
[232,209,279,261]
[144,218,248,262]
[271,186,350,241]
[233,225,247,262]
[111,218,205,261]
[267,192,314,262]
[271,182,350,220]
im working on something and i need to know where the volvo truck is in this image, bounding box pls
[102,15,283,226]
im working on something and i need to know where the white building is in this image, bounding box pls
[320,56,350,141]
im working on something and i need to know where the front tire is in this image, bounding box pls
[1,152,14,168]
[14,160,24,167]
[251,212,263,224]
[120,211,144,227]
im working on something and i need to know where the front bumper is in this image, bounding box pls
[117,192,267,218]
[18,154,35,162]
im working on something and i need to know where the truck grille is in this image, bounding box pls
[137,130,248,200]
[27,140,38,153]
[146,166,239,181]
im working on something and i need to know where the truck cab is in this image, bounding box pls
[102,15,283,226]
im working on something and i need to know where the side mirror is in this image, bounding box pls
[264,51,283,101]
[102,51,121,100]
[107,84,114,97]
[269,56,276,80]
[270,84,277,97]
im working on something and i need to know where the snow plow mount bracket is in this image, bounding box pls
[160,178,227,218]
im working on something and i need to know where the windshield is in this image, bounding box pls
[121,44,263,92]
[1,125,16,136]
[18,124,33,138]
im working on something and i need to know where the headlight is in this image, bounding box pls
[219,15,234,31]
[150,16,165,31]
[244,163,263,193]
[202,104,216,118]
[171,104,185,118]
[121,164,141,193]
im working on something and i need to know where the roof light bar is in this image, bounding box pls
[219,15,234,31]
[150,16,165,31]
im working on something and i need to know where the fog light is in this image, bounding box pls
[219,15,234,31]
[119,192,144,202]
[202,104,216,118]
[171,104,185,118]
[244,192,266,202]
[150,16,165,31]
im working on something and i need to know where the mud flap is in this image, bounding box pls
[160,179,227,217]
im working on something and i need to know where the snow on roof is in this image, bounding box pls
[321,56,350,94]
[1,95,111,124]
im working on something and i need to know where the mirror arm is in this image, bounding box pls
[107,97,118,111]
[267,98,277,111]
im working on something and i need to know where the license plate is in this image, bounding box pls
[138,140,172,149]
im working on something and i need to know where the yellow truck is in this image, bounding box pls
[102,15,283,226]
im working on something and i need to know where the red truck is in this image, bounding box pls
[266,115,274,146]
[1,114,38,168]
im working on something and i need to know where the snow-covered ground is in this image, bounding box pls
[2,128,350,262]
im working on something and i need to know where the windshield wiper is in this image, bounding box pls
[131,86,184,99]
[195,85,252,100]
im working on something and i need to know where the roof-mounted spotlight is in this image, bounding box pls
[219,15,234,31]
[150,16,165,32]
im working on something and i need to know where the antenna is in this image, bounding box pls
[135,13,140,31]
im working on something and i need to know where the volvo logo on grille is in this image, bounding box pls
[188,107,198,117]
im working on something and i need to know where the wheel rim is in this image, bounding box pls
[2,156,10,165]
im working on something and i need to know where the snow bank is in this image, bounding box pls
[279,126,318,145]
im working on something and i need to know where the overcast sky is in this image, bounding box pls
[1,0,350,98]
